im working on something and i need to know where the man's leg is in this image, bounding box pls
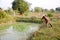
[49,23,52,27]
[46,22,52,27]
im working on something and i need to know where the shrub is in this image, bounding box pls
[16,17,42,23]
[24,11,29,16]
[34,7,43,13]
[0,10,14,23]
[47,13,53,17]
[0,10,8,19]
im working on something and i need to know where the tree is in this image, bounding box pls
[43,9,49,12]
[49,9,55,13]
[0,8,2,10]
[56,7,60,12]
[12,0,29,14]
[34,7,43,13]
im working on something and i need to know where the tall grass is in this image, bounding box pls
[16,17,42,23]
[0,10,14,23]
[31,19,60,40]
[0,24,11,31]
[12,22,30,32]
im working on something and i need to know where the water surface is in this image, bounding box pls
[0,22,40,40]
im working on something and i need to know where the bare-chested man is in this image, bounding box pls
[41,15,52,27]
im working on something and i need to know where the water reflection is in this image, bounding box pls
[0,22,39,40]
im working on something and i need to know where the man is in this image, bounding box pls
[41,15,52,27]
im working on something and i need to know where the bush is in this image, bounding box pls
[24,11,29,16]
[0,10,7,19]
[34,7,43,13]
[16,17,42,23]
[0,10,14,23]
[47,13,53,17]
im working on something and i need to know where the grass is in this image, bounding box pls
[0,11,60,40]
[31,19,60,40]
[0,22,32,32]
[16,17,42,23]
[0,15,15,24]
[0,24,11,31]
[0,22,30,32]
[12,22,30,32]
[0,22,39,32]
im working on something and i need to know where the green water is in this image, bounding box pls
[0,22,40,40]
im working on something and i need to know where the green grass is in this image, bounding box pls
[0,15,14,24]
[0,10,15,23]
[31,19,60,40]
[0,24,11,31]
[0,22,30,32]
[0,22,32,32]
[16,17,42,23]
[12,22,30,32]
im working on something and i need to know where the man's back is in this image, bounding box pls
[41,15,52,27]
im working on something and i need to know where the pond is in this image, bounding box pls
[0,22,40,40]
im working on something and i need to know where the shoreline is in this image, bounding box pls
[0,20,16,26]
